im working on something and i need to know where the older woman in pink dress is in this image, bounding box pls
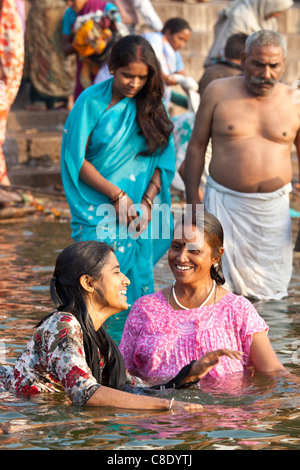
[119,211,288,384]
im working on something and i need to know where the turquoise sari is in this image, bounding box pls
[61,78,175,307]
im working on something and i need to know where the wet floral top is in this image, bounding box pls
[0,312,146,405]
[119,291,269,382]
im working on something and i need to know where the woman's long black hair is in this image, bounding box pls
[108,35,174,156]
[37,241,127,388]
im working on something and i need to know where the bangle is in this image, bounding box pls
[142,194,153,207]
[169,398,174,410]
[110,190,125,203]
[149,180,161,194]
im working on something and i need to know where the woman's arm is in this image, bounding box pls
[180,349,243,385]
[79,159,122,201]
[79,159,139,226]
[85,384,203,411]
[144,168,161,201]
[137,168,162,232]
[250,331,287,373]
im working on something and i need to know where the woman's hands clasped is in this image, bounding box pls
[114,193,152,236]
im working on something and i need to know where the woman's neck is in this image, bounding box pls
[174,276,213,296]
[110,82,125,106]
[172,277,216,310]
[85,296,114,331]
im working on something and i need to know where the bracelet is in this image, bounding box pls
[149,180,161,194]
[142,194,153,207]
[169,398,174,410]
[110,190,125,204]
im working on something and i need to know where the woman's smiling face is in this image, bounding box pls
[168,223,218,284]
[93,251,130,312]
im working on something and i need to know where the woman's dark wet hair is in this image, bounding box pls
[49,240,113,313]
[37,241,126,387]
[162,17,191,35]
[178,211,226,285]
[108,35,173,156]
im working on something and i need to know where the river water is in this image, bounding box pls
[1,215,300,451]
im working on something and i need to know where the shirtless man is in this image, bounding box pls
[184,30,300,300]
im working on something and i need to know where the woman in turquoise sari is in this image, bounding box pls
[61,35,175,312]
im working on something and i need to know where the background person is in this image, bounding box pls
[0,0,24,186]
[204,0,294,67]
[62,0,120,100]
[198,32,247,96]
[184,30,300,300]
[61,35,175,309]
[111,0,162,34]
[143,17,198,110]
[25,0,75,111]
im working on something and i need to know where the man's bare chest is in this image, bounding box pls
[213,97,299,144]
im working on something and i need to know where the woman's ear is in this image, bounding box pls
[163,28,172,41]
[212,246,224,266]
[79,274,94,293]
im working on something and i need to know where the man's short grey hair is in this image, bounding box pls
[245,30,287,58]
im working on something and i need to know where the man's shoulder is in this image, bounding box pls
[203,75,243,100]
[207,74,243,89]
[272,82,300,110]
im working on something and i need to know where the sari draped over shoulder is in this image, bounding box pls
[61,78,175,305]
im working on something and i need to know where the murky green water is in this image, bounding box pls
[1,218,300,450]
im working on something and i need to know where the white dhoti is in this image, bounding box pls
[203,176,293,300]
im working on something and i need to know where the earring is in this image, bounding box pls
[213,263,219,269]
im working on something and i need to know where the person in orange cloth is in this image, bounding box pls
[0,0,24,186]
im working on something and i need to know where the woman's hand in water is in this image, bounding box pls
[171,400,203,412]
[184,349,243,384]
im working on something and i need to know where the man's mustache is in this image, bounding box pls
[250,77,278,86]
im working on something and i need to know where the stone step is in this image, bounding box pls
[278,4,300,33]
[7,109,69,132]
[4,129,63,168]
[5,107,67,170]
[7,166,62,189]
[152,0,228,31]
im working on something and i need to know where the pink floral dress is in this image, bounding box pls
[119,291,269,382]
